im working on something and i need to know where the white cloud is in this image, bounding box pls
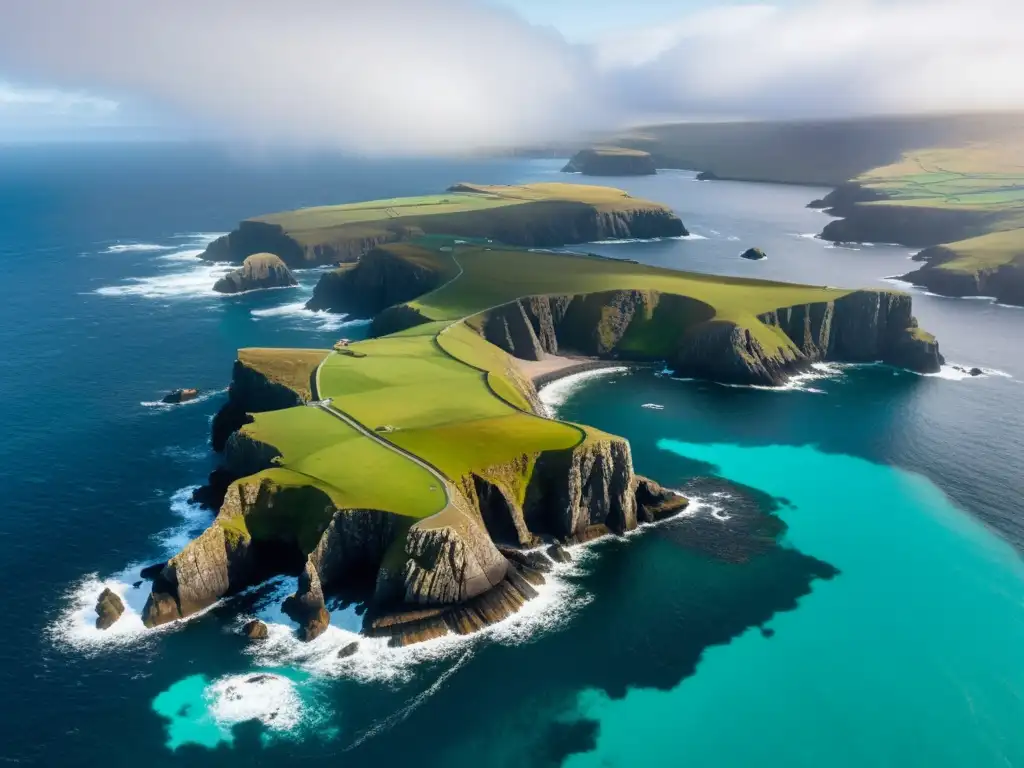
[603,0,1024,120]
[0,0,1022,151]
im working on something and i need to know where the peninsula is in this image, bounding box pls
[139,189,942,647]
[199,182,684,269]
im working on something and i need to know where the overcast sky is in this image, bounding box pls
[0,0,1021,149]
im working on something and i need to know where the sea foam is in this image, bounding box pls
[250,301,371,333]
[537,366,630,414]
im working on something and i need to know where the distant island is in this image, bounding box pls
[128,186,943,647]
[199,182,683,270]
[562,147,657,176]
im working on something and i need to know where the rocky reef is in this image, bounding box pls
[471,288,942,386]
[562,148,657,176]
[213,253,298,294]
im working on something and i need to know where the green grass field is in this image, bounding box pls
[857,144,1024,215]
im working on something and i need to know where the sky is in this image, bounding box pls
[0,0,1021,150]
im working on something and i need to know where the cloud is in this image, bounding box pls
[0,0,1022,151]
[0,0,605,153]
[603,0,1024,121]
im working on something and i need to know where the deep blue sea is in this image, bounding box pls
[2,144,1023,767]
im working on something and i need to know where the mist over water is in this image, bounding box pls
[1,146,1022,765]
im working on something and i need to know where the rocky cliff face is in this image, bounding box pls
[213,253,298,294]
[475,288,942,386]
[211,359,307,452]
[201,220,415,268]
[815,182,997,247]
[306,246,444,314]
[562,149,658,176]
[901,246,1024,306]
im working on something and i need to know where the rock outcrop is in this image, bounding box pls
[213,253,298,294]
[740,248,767,261]
[142,520,254,628]
[562,148,658,176]
[635,477,690,523]
[161,388,198,404]
[696,171,720,181]
[95,588,125,630]
[243,619,268,640]
[306,245,444,314]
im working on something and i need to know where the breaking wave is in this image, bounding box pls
[250,301,372,333]
[537,366,631,413]
[103,243,175,254]
[96,262,234,299]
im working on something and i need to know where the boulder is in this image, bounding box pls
[337,641,360,659]
[970,367,984,377]
[242,619,269,640]
[740,247,767,261]
[546,543,572,564]
[161,388,199,404]
[94,588,125,630]
[213,253,298,294]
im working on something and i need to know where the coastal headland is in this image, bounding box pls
[592,114,1024,304]
[199,182,685,270]
[141,184,943,647]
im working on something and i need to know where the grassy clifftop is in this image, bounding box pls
[200,182,685,267]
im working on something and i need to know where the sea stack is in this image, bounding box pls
[562,148,657,176]
[213,253,297,294]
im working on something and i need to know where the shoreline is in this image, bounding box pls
[518,353,642,389]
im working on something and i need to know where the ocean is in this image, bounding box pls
[1,144,1022,767]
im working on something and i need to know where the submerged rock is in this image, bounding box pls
[161,388,198,404]
[94,588,125,630]
[242,619,268,640]
[740,247,767,261]
[213,253,298,294]
[696,171,720,181]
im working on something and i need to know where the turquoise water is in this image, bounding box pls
[564,439,1024,767]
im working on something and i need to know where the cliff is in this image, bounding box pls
[900,233,1024,306]
[199,182,685,268]
[472,288,942,385]
[143,427,688,643]
[209,348,325,454]
[306,244,447,314]
[212,253,298,294]
[562,148,658,176]
[818,186,998,247]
